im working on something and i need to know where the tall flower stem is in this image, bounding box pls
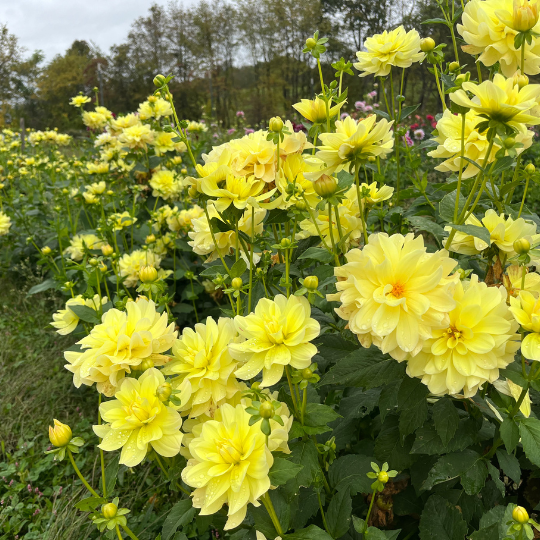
[519,175,530,218]
[433,65,446,111]
[317,490,331,535]
[285,365,299,415]
[302,194,331,251]
[365,488,378,531]
[262,493,284,536]
[454,113,467,222]
[326,202,340,266]
[97,394,107,499]
[521,39,527,74]
[355,163,369,245]
[389,69,401,201]
[203,204,230,274]
[121,525,141,540]
[67,450,100,498]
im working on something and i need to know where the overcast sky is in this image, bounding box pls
[0,0,173,61]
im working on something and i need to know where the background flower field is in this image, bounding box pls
[5,0,540,539]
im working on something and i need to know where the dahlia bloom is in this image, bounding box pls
[64,233,104,261]
[51,294,108,335]
[228,131,276,182]
[0,211,11,236]
[64,297,177,396]
[504,265,540,297]
[276,153,321,209]
[182,403,273,530]
[82,111,108,131]
[119,124,155,150]
[150,169,182,201]
[118,250,162,287]
[109,211,137,231]
[510,290,540,359]
[167,205,204,232]
[407,276,520,396]
[229,295,320,387]
[70,95,91,107]
[354,26,424,77]
[328,233,459,360]
[137,97,173,120]
[292,97,343,124]
[93,368,183,467]
[162,317,243,417]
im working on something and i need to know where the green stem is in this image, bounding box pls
[521,39,526,74]
[262,493,284,536]
[365,488,378,530]
[519,175,530,218]
[248,206,255,312]
[67,450,100,498]
[116,525,124,540]
[98,394,107,499]
[285,365,299,415]
[203,204,230,274]
[327,201,340,266]
[433,64,446,111]
[355,163,369,245]
[301,387,307,424]
[302,194,331,251]
[317,490,331,535]
[455,113,467,222]
[121,525,141,540]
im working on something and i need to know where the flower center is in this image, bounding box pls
[217,438,243,464]
[391,282,406,298]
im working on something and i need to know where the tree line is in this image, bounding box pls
[1,0,454,130]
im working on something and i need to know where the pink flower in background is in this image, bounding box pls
[341,112,350,119]
[244,128,254,134]
[404,133,414,147]
[373,103,380,108]
[365,105,373,112]
[413,129,425,140]
[368,91,377,98]
[426,115,434,122]
[236,111,245,117]
[227,128,236,135]
[213,133,219,139]
[355,101,367,112]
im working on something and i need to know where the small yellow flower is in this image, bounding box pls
[182,403,273,530]
[292,98,343,124]
[504,265,540,297]
[82,111,108,131]
[354,26,424,77]
[167,205,204,232]
[119,124,155,150]
[229,295,320,387]
[64,234,104,261]
[109,211,137,231]
[138,97,173,120]
[51,294,107,335]
[93,368,183,466]
[70,95,91,107]
[150,169,182,201]
[510,290,540,359]
[0,211,11,236]
[49,419,72,447]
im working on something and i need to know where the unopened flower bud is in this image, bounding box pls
[514,2,539,32]
[148,95,158,103]
[48,419,72,447]
[525,163,536,175]
[260,401,274,419]
[140,359,154,371]
[449,61,460,73]
[153,74,167,88]
[188,185,198,198]
[295,200,307,211]
[231,277,243,290]
[504,137,516,148]
[313,174,337,197]
[420,37,436,52]
[62,188,69,194]
[88,258,99,267]
[377,471,389,484]
[280,238,292,249]
[99,262,107,273]
[146,234,156,244]
[106,190,114,196]
[306,37,317,49]
[181,168,187,174]
[304,275,319,289]
[41,246,52,255]
[269,116,284,132]
[302,368,313,379]
[517,73,529,88]
[512,506,529,524]
[101,244,114,256]
[140,265,158,283]
[156,382,173,402]
[185,271,195,280]
[514,238,531,254]
[102,502,118,519]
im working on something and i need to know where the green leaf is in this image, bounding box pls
[162,500,197,540]
[433,398,460,446]
[69,305,101,324]
[411,419,477,455]
[486,461,505,497]
[74,496,106,511]
[490,156,514,176]
[496,449,520,483]
[325,488,352,538]
[447,224,491,246]
[419,494,467,540]
[397,376,429,437]
[297,247,335,263]
[407,216,445,242]
[519,417,540,467]
[269,458,304,486]
[319,347,405,389]
[303,403,340,430]
[313,334,357,363]
[284,525,333,540]
[439,191,466,222]
[399,103,421,122]
[28,278,56,295]
[374,415,415,470]
[99,456,119,496]
[288,440,323,488]
[209,217,233,233]
[229,258,247,278]
[328,454,374,495]
[500,417,520,454]
[265,209,290,224]
[423,450,488,495]
[422,17,452,26]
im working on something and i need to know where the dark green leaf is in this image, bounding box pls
[500,417,520,454]
[407,216,445,241]
[439,192,466,222]
[284,525,333,540]
[288,440,323,488]
[328,454,373,495]
[374,415,415,470]
[496,449,520,483]
[433,398,460,446]
[28,278,56,295]
[162,500,196,540]
[519,417,540,467]
[229,258,247,278]
[74,496,106,511]
[325,488,352,538]
[447,224,491,246]
[69,305,101,324]
[265,209,290,224]
[269,458,304,486]
[418,494,467,540]
[313,334,357,363]
[303,403,340,429]
[297,247,335,263]
[399,103,421,122]
[397,377,429,437]
[490,156,514,176]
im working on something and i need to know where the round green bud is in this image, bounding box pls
[280,238,292,249]
[41,246,52,256]
[449,61,460,73]
[306,37,317,49]
[295,200,307,211]
[188,185,198,198]
[88,258,99,267]
[185,271,195,280]
[302,368,313,379]
[140,265,158,283]
[140,358,154,371]
[513,238,531,254]
[313,174,337,197]
[62,188,69,194]
[269,116,284,132]
[156,382,173,402]
[504,137,516,149]
[512,506,529,524]
[525,163,536,175]
[304,275,319,290]
[153,74,167,88]
[260,401,275,419]
[377,471,389,483]
[420,37,436,52]
[102,502,118,519]
[231,277,243,290]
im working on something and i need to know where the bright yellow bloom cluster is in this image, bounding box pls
[119,124,155,150]
[167,205,204,231]
[64,297,177,396]
[82,111,109,131]
[459,0,540,76]
[229,295,320,387]
[0,211,11,236]
[118,250,163,287]
[407,276,520,396]
[109,211,137,231]
[429,109,533,178]
[354,26,424,77]
[182,403,273,530]
[150,169,182,201]
[329,233,459,360]
[51,294,108,335]
[70,95,91,107]
[94,368,183,466]
[446,209,539,256]
[163,317,242,417]
[64,233,104,261]
[510,290,540,359]
[138,97,173,120]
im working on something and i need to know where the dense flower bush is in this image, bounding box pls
[5,7,540,539]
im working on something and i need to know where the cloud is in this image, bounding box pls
[0,0,180,60]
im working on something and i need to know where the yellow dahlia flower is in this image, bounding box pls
[342,182,394,211]
[94,132,116,147]
[51,294,107,335]
[188,206,265,262]
[187,121,208,132]
[308,116,394,179]
[407,275,520,396]
[328,233,459,360]
[277,154,321,208]
[354,26,424,77]
[504,265,540,297]
[292,98,343,124]
[109,113,140,135]
[93,368,183,466]
[450,74,540,129]
[86,181,106,194]
[167,205,204,232]
[459,0,540,76]
[150,169,182,201]
[0,211,11,236]
[162,317,242,417]
[70,95,91,107]
[493,378,532,416]
[82,111,108,131]
[279,121,313,158]
[509,290,540,359]
[119,124,155,150]
[118,250,162,287]
[64,297,177,396]
[95,106,113,121]
[229,131,276,183]
[64,233,104,261]
[138,97,173,120]
[229,295,320,387]
[429,109,533,178]
[182,403,273,530]
[109,211,137,231]
[200,173,271,212]
[445,209,539,256]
